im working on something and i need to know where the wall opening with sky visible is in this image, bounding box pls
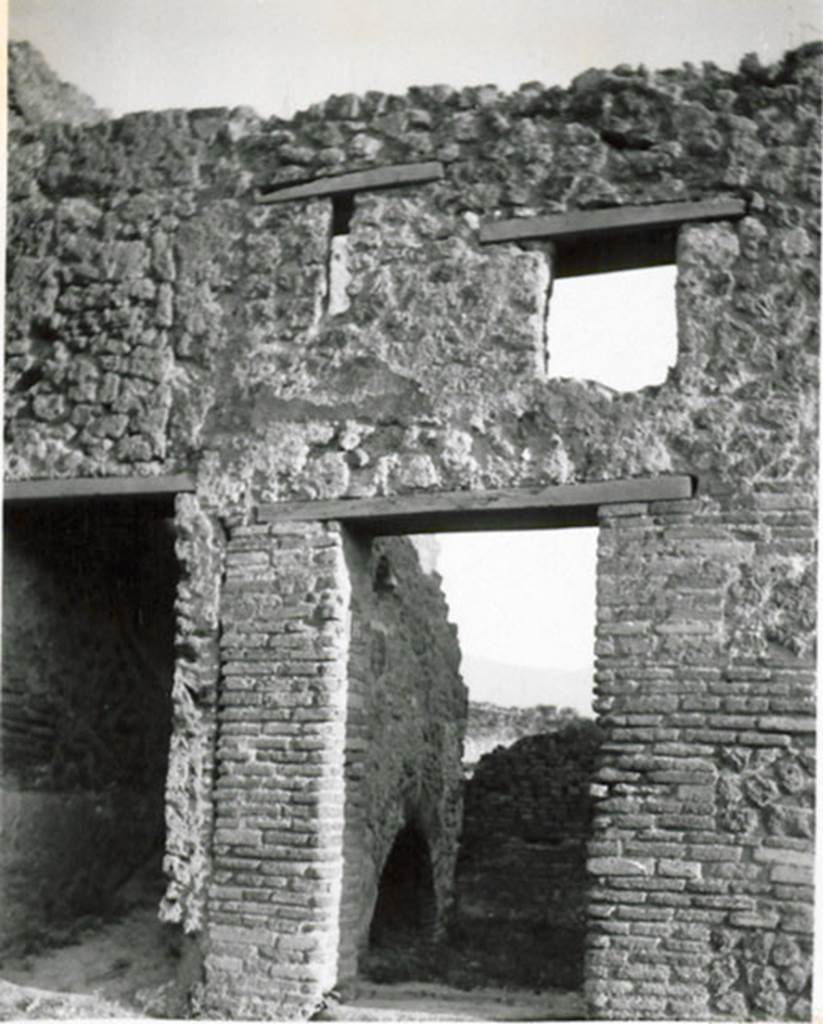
[548,266,678,391]
[413,528,600,991]
[432,529,597,717]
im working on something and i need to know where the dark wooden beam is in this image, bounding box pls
[256,161,444,204]
[4,473,196,502]
[480,198,746,246]
[259,476,694,535]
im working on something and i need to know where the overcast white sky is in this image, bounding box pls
[7,1,820,712]
[9,0,821,119]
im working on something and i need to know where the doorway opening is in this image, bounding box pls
[432,528,597,767]
[339,521,599,1015]
[423,528,600,994]
[258,476,689,1017]
[1,498,177,961]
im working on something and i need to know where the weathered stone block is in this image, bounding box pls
[588,857,655,877]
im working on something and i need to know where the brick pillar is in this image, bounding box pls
[203,521,351,1020]
[586,490,815,1021]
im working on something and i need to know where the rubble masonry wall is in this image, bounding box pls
[589,493,815,1020]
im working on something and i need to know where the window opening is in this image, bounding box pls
[332,193,355,236]
[547,263,677,391]
[327,194,354,316]
[479,199,747,394]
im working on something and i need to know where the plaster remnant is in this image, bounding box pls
[327,235,352,317]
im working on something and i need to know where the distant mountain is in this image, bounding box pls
[460,654,593,714]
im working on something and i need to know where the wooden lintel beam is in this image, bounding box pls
[259,476,694,534]
[479,198,747,245]
[4,473,196,502]
[256,161,444,204]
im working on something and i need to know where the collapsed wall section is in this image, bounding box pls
[1,501,176,951]
[464,702,584,769]
[338,535,467,983]
[8,40,106,130]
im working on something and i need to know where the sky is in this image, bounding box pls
[432,529,597,710]
[9,0,822,120]
[436,529,596,671]
[7,0,821,713]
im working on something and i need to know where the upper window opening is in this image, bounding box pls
[479,199,745,392]
[547,263,677,392]
[327,195,355,317]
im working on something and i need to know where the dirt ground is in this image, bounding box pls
[322,982,585,1020]
[0,908,585,1021]
[0,890,185,1019]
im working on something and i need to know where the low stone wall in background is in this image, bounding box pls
[464,702,583,771]
[450,720,604,990]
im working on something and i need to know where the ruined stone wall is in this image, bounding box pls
[8,40,106,131]
[464,701,583,769]
[7,45,819,503]
[5,40,819,1021]
[454,721,603,990]
[1,503,175,950]
[338,535,466,982]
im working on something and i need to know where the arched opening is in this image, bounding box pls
[362,821,437,981]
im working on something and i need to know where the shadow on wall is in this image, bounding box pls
[338,533,467,986]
